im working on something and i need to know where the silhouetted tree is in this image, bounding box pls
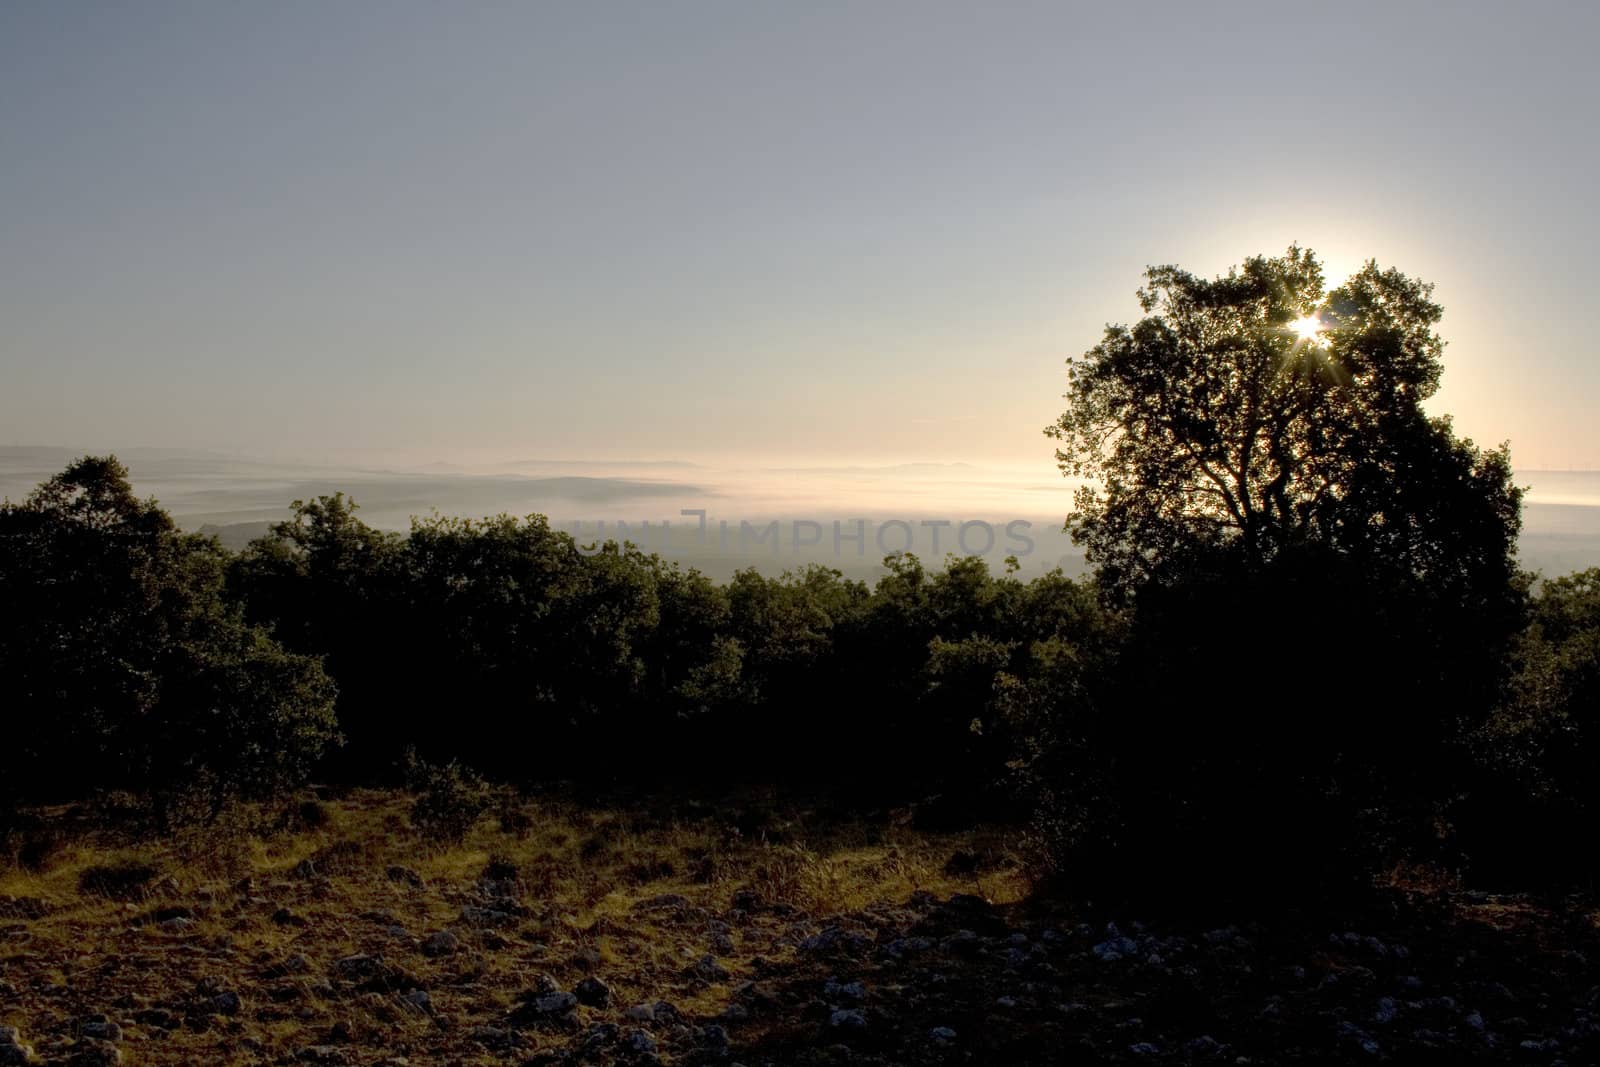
[1048,245,1521,602]
[228,494,403,776]
[0,457,338,820]
[234,503,749,779]
[1044,248,1525,903]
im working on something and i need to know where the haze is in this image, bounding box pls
[3,1,1597,479]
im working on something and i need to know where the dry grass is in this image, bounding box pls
[0,788,1025,1065]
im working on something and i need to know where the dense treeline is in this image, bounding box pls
[0,456,1116,808]
[7,248,1600,906]
[5,452,1600,901]
[0,457,338,825]
[224,491,1116,796]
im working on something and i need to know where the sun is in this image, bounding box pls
[1289,314,1324,345]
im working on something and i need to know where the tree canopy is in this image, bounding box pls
[0,457,339,819]
[1047,245,1522,605]
[1040,248,1530,900]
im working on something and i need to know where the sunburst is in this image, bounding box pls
[1288,314,1324,345]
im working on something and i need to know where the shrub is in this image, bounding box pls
[79,861,162,901]
[295,799,330,830]
[405,752,493,843]
[1458,569,1600,887]
[1,812,67,873]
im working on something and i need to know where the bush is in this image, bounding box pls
[78,861,162,901]
[405,752,493,843]
[296,799,330,830]
[1,811,68,873]
[1458,569,1600,887]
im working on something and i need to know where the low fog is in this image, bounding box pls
[5,446,1597,581]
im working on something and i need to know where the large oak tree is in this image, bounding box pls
[1042,248,1526,899]
[1048,245,1521,608]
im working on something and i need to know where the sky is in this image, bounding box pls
[3,1,1598,474]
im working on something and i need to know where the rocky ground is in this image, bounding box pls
[2,790,1598,1066]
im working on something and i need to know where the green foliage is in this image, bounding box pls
[1510,569,1600,774]
[404,751,493,843]
[1461,570,1600,886]
[231,504,746,775]
[0,457,339,819]
[13,438,1598,902]
[226,483,1113,793]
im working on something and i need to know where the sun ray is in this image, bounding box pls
[1289,314,1324,345]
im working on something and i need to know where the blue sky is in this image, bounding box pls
[3,1,1597,471]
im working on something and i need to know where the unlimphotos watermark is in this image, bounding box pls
[567,509,1036,558]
